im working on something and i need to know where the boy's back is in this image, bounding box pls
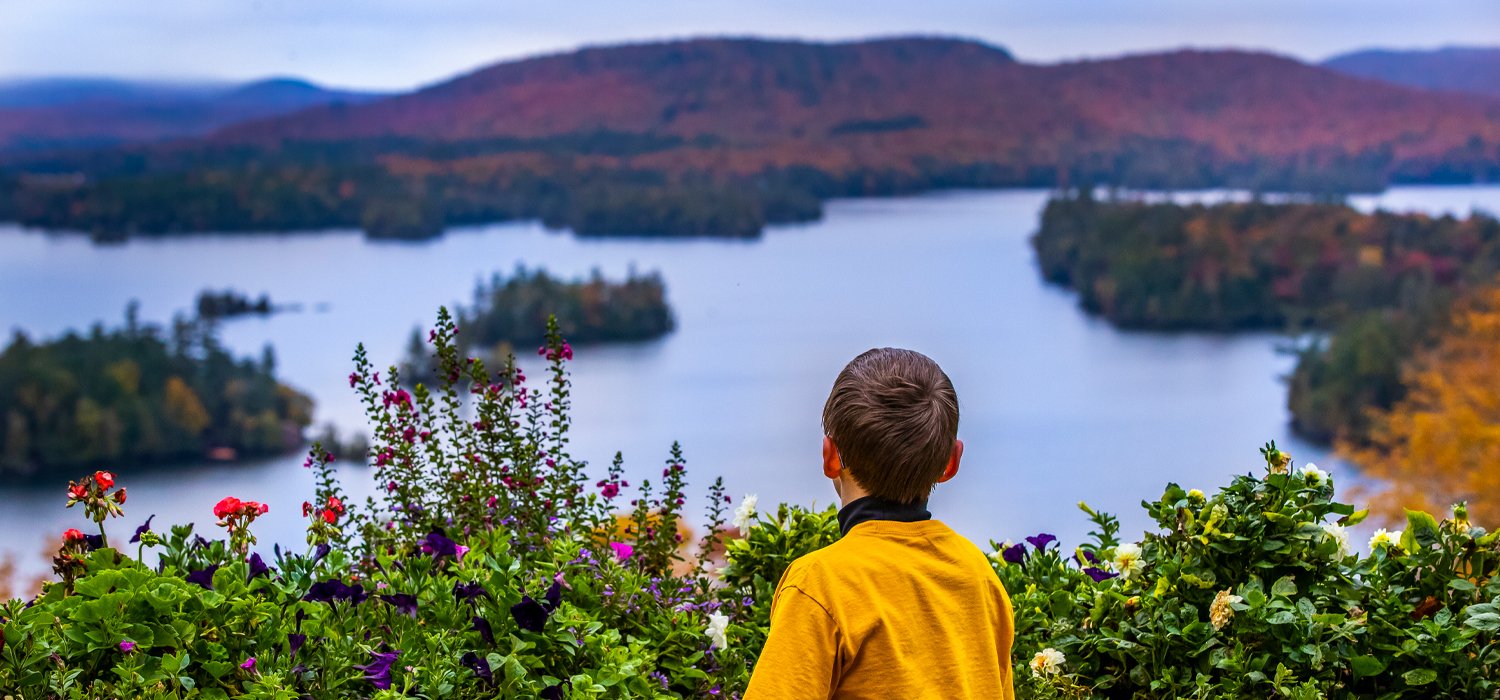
[746,514,1015,699]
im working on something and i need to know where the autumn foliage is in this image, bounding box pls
[1342,284,1500,523]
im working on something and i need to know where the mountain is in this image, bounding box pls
[5,37,1500,238]
[1322,47,1500,100]
[0,77,389,153]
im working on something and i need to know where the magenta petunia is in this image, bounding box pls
[609,542,634,561]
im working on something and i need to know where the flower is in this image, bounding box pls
[247,552,270,579]
[113,488,127,504]
[240,657,256,671]
[1187,488,1206,502]
[461,651,494,684]
[1113,543,1145,580]
[1001,542,1026,564]
[1030,648,1065,678]
[68,482,89,500]
[288,633,306,658]
[705,611,730,650]
[186,564,219,590]
[119,640,136,653]
[1369,528,1403,550]
[303,578,367,604]
[452,581,490,603]
[1083,567,1118,582]
[129,514,155,544]
[357,649,400,690]
[62,528,85,543]
[732,494,758,532]
[1210,589,1243,630]
[1320,522,1351,559]
[379,593,419,617]
[511,596,548,633]
[94,471,115,489]
[609,541,634,561]
[471,616,495,645]
[1299,463,1330,487]
[1025,533,1058,551]
[420,530,461,559]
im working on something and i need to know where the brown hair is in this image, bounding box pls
[822,348,959,503]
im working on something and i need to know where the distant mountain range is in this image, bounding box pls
[0,77,387,153]
[1322,47,1500,99]
[2,37,1499,238]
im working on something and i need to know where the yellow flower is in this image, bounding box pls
[1187,489,1205,502]
[1210,589,1242,630]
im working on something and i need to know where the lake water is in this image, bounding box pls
[2,185,1496,580]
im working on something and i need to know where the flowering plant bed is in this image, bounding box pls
[1,313,1496,698]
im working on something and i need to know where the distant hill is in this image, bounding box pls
[0,77,389,153]
[1322,47,1500,100]
[5,37,1500,238]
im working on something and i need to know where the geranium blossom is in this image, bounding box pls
[1113,543,1145,580]
[732,494,758,532]
[705,611,730,650]
[1030,648,1065,678]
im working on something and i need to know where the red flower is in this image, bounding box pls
[327,496,344,513]
[68,482,89,500]
[214,496,243,519]
[94,471,115,489]
[302,501,313,517]
[63,528,85,543]
[113,488,127,504]
[252,501,269,516]
[321,509,338,524]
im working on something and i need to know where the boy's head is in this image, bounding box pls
[821,348,961,504]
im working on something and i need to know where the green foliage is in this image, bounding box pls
[0,306,312,479]
[1000,446,1500,699]
[458,266,675,349]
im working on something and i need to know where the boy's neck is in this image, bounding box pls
[835,475,871,509]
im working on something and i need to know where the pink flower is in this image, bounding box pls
[240,657,256,671]
[600,482,620,499]
[609,542,634,561]
[119,640,136,653]
[348,372,359,388]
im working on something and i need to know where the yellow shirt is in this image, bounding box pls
[744,518,1015,699]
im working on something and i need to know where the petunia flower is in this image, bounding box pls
[705,611,730,650]
[1113,543,1145,580]
[247,552,270,579]
[1001,542,1026,564]
[1025,533,1057,551]
[357,649,400,690]
[460,651,493,684]
[1030,648,1065,678]
[609,542,634,561]
[186,564,219,590]
[471,616,495,645]
[421,530,461,558]
[129,514,156,544]
[510,596,547,633]
[732,494,758,532]
[240,657,256,672]
[1084,567,1118,582]
[379,593,419,617]
[452,581,489,603]
[303,578,368,604]
[287,633,307,658]
[119,640,136,653]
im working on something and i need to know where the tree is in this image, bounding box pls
[1341,285,1500,522]
[162,376,211,439]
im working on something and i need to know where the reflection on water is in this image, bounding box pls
[2,186,1495,579]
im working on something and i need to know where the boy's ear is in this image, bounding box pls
[822,436,841,479]
[935,439,963,484]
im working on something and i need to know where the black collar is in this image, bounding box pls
[836,495,932,536]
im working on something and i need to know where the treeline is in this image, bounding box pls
[458,266,674,348]
[1033,194,1500,442]
[0,306,313,479]
[196,289,274,320]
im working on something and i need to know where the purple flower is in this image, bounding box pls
[1084,567,1119,582]
[357,649,400,690]
[303,578,368,605]
[82,533,105,552]
[287,633,306,658]
[471,616,495,645]
[511,596,548,633]
[312,543,331,563]
[609,542,634,561]
[1026,533,1058,551]
[460,651,493,685]
[379,593,419,617]
[186,564,219,590]
[1077,549,1100,566]
[453,581,490,604]
[540,684,566,700]
[240,657,256,671]
[544,579,562,612]
[421,530,461,559]
[247,552,270,579]
[129,514,156,544]
[1001,543,1026,564]
[119,640,136,653]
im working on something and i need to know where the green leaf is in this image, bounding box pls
[1405,510,1441,548]
[1402,669,1437,686]
[1448,578,1476,593]
[1339,509,1369,527]
[1465,612,1500,632]
[1271,575,1298,598]
[1351,656,1386,677]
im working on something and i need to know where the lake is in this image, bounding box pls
[2,185,1496,578]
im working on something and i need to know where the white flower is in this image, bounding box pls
[1113,543,1145,580]
[705,611,730,650]
[732,494,758,533]
[1369,528,1402,550]
[1299,463,1330,487]
[1029,648,1065,678]
[1321,522,1351,558]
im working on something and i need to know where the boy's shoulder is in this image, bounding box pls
[777,519,995,595]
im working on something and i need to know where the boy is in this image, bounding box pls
[744,348,1015,699]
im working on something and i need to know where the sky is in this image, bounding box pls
[2,0,1498,91]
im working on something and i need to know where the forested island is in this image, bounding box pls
[1032,194,1500,444]
[195,289,276,320]
[0,307,313,479]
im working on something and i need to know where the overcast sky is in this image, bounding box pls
[2,0,1497,90]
